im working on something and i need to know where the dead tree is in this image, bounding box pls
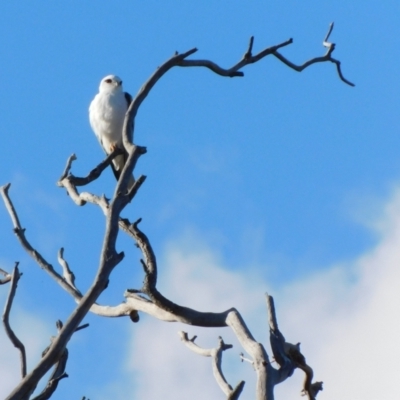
[1,24,351,400]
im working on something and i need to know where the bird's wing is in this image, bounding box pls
[111,92,133,181]
[124,92,133,107]
[124,92,134,139]
[88,95,106,148]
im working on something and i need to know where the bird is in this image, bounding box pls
[89,75,134,189]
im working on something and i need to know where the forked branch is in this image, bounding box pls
[267,295,323,400]
[0,184,84,300]
[122,22,352,153]
[178,23,353,86]
[179,332,245,399]
[1,21,340,398]
[31,321,89,400]
[57,149,123,186]
[57,150,147,207]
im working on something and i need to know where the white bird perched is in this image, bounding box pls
[89,75,134,189]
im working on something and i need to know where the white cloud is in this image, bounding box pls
[105,188,400,400]
[275,190,400,399]
[119,244,266,400]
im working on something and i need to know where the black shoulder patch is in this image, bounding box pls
[124,92,133,108]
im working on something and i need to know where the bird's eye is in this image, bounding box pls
[105,78,112,83]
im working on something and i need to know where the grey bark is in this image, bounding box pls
[0,25,349,398]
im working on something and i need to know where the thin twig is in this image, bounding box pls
[57,248,77,291]
[75,323,89,332]
[239,352,254,365]
[2,264,27,378]
[58,154,77,182]
[57,149,123,187]
[177,24,354,86]
[0,184,23,229]
[0,184,83,300]
[179,38,293,77]
[179,332,244,399]
[266,294,322,400]
[0,267,12,285]
[58,150,147,209]
[33,320,89,400]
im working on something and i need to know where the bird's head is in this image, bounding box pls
[99,75,123,93]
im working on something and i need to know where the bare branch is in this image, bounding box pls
[3,181,125,399]
[179,332,244,399]
[57,149,123,187]
[0,184,84,301]
[57,248,78,291]
[0,267,12,284]
[125,220,272,398]
[0,190,136,320]
[244,36,255,59]
[33,321,69,400]
[31,355,68,400]
[177,24,353,86]
[0,188,135,320]
[240,352,254,365]
[2,264,27,378]
[57,153,77,182]
[1,20,343,397]
[0,184,23,229]
[129,219,240,325]
[122,48,198,148]
[272,23,354,86]
[58,150,147,208]
[178,38,293,77]
[323,22,335,49]
[228,381,246,400]
[266,294,322,400]
[2,178,321,400]
[75,323,89,332]
[306,382,323,399]
[1,183,316,400]
[33,320,89,400]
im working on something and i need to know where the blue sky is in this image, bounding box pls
[0,2,399,399]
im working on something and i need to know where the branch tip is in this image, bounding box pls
[75,323,89,332]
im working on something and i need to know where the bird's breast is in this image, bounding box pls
[89,93,127,145]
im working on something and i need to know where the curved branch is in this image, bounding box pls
[2,20,340,397]
[0,184,84,300]
[266,295,322,399]
[125,219,273,398]
[178,24,354,86]
[57,248,77,291]
[2,182,321,400]
[178,38,293,77]
[3,177,125,399]
[57,150,147,208]
[2,264,26,378]
[122,48,198,147]
[57,149,123,187]
[0,185,140,322]
[179,332,244,399]
[266,295,295,381]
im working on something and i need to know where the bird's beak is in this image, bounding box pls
[118,81,123,86]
